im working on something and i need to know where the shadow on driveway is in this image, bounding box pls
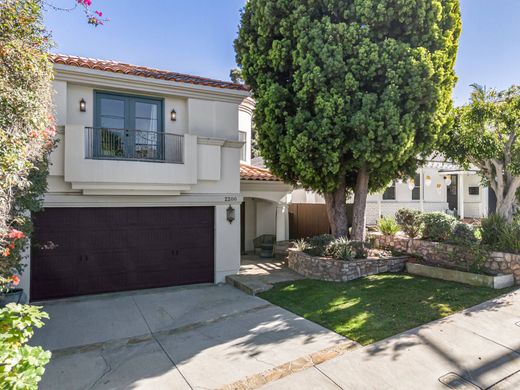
[33,284,346,389]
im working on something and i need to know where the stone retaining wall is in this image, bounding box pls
[371,233,520,284]
[287,249,408,282]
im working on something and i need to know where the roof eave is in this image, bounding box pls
[53,64,250,104]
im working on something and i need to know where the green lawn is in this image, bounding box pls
[259,274,515,345]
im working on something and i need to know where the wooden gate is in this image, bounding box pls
[289,204,331,239]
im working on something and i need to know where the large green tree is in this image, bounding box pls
[235,0,461,239]
[444,84,520,222]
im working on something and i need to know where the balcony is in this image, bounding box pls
[85,127,184,164]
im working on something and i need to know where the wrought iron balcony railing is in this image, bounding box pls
[85,127,183,164]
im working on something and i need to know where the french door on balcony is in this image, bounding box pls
[94,92,164,161]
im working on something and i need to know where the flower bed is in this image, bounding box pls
[287,249,409,282]
[371,233,520,284]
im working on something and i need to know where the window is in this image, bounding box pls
[94,92,163,160]
[412,173,421,200]
[239,131,247,161]
[469,186,480,195]
[382,181,396,200]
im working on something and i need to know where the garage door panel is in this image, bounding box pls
[31,207,214,300]
[32,255,78,281]
[76,272,128,296]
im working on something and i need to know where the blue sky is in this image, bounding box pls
[44,0,520,105]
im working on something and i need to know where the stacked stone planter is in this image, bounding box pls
[287,249,409,282]
[371,233,520,285]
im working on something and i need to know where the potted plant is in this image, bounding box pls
[0,274,23,306]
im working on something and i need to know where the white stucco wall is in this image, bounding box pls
[215,204,241,283]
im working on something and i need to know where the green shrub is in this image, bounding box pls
[421,212,457,242]
[395,209,423,238]
[308,234,334,248]
[294,234,334,256]
[481,214,520,254]
[450,222,477,245]
[0,304,51,389]
[377,217,400,236]
[325,237,354,261]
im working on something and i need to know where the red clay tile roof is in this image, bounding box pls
[240,163,280,181]
[50,54,249,92]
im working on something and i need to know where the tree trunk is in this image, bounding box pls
[323,178,348,237]
[351,166,370,241]
[490,173,520,223]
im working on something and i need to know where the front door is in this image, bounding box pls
[446,174,458,212]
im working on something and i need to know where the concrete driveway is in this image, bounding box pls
[32,284,348,389]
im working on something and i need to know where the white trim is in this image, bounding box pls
[54,65,250,104]
[42,193,243,208]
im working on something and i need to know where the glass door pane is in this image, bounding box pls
[96,95,127,158]
[133,100,161,160]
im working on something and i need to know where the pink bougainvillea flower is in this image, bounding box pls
[44,126,57,138]
[8,243,15,250]
[11,275,20,286]
[3,248,10,257]
[8,229,25,239]
[95,10,102,17]
[29,130,40,138]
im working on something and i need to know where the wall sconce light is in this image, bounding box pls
[226,205,235,224]
[407,178,415,191]
[436,183,442,194]
[396,178,403,184]
[170,108,177,121]
[79,98,86,112]
[444,175,452,186]
[425,175,432,187]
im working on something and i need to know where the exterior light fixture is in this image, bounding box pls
[396,178,403,184]
[79,98,86,112]
[226,205,235,224]
[425,175,432,186]
[407,178,415,191]
[436,183,442,194]
[170,108,177,121]
[444,176,452,186]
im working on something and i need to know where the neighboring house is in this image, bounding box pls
[363,158,489,225]
[21,55,250,301]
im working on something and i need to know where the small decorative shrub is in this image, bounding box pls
[377,217,400,236]
[294,239,309,252]
[481,214,520,254]
[348,240,369,258]
[395,208,423,238]
[421,212,457,242]
[450,222,477,245]
[325,237,354,261]
[0,304,51,389]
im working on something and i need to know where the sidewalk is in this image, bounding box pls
[261,289,520,389]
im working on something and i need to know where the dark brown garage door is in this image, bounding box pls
[31,207,214,301]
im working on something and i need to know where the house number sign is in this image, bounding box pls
[224,196,238,202]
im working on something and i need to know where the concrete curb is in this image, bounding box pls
[217,340,360,390]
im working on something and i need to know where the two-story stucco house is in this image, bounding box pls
[22,55,254,301]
